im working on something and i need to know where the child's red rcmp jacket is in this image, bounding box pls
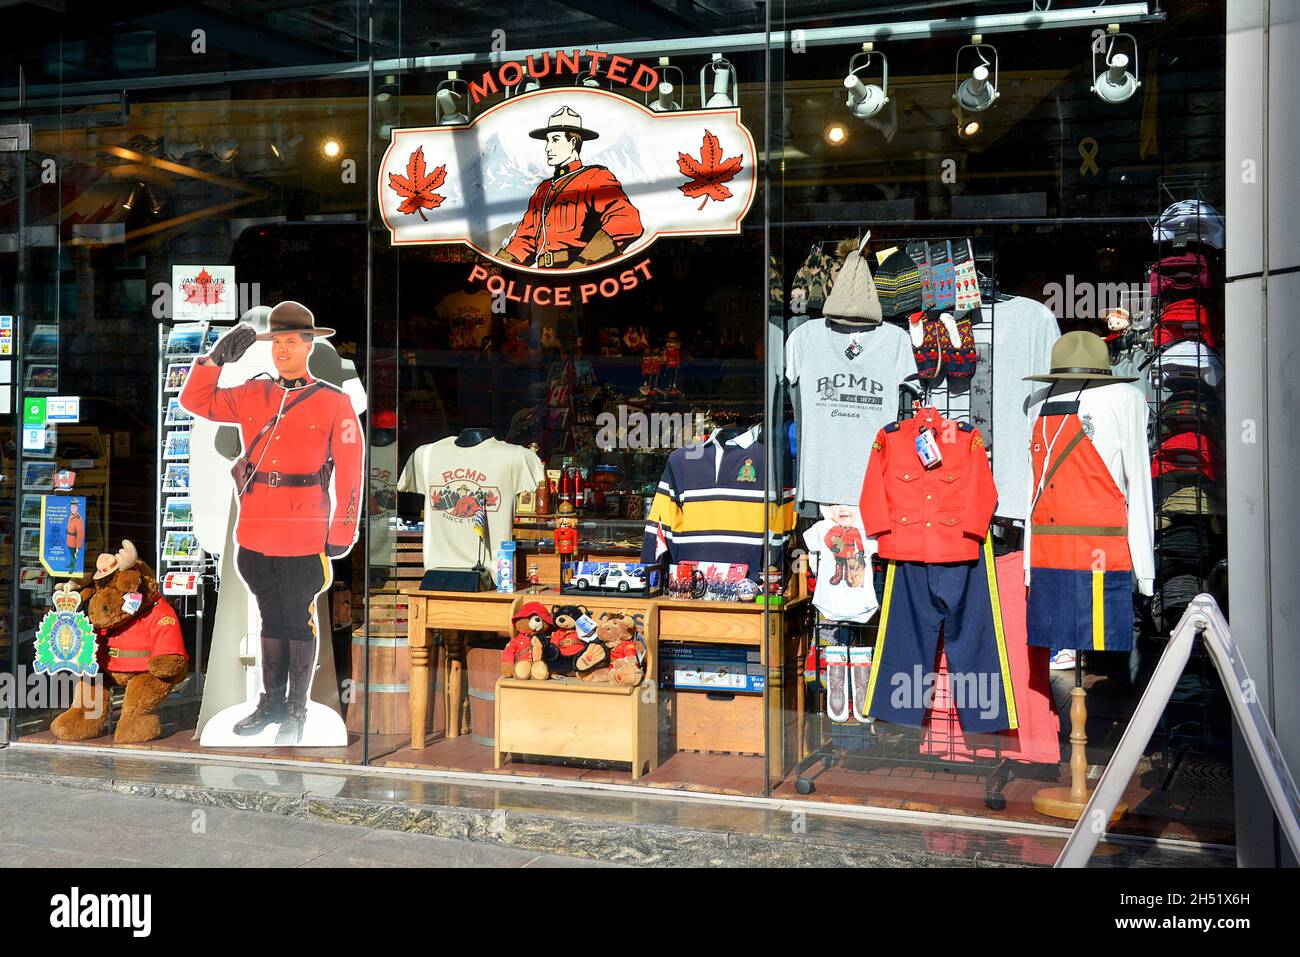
[858,408,998,564]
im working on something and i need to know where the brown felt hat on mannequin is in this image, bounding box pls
[1024,330,1138,383]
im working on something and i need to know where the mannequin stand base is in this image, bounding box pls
[1033,786,1127,823]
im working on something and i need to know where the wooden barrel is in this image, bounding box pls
[344,634,444,737]
[466,642,506,747]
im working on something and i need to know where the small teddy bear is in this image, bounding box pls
[606,616,643,687]
[577,614,641,684]
[502,601,553,680]
[547,604,588,676]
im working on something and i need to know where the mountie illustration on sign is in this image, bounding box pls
[496,106,644,269]
[377,73,756,290]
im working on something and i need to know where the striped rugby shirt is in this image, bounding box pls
[640,427,795,575]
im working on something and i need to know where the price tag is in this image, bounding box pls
[915,427,943,470]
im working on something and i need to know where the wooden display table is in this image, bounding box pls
[403,588,809,780]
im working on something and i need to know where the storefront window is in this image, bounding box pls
[0,0,1238,851]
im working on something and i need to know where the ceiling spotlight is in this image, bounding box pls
[648,57,683,112]
[954,36,1000,113]
[163,115,203,162]
[375,75,398,103]
[701,53,738,109]
[208,116,239,163]
[270,120,304,159]
[504,76,541,98]
[952,106,982,139]
[576,70,603,89]
[322,138,341,158]
[824,121,848,147]
[121,186,137,211]
[435,71,470,125]
[844,43,889,121]
[1092,25,1142,104]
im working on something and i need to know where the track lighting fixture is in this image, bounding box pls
[954,36,1000,113]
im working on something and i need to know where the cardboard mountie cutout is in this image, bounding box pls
[180,301,365,747]
[378,88,756,273]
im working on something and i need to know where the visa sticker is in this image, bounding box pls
[121,592,143,615]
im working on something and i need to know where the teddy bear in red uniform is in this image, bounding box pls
[502,601,554,680]
[50,541,189,744]
[547,604,588,676]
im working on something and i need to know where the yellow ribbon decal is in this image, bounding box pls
[1078,137,1101,176]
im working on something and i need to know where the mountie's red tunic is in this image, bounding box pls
[859,408,999,564]
[97,598,188,674]
[180,360,364,557]
[501,160,643,265]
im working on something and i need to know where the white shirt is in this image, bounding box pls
[397,437,544,581]
[987,296,1061,520]
[1024,380,1155,596]
[801,507,879,624]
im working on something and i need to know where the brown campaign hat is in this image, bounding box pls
[528,105,600,141]
[93,539,139,581]
[256,300,335,341]
[1024,330,1138,383]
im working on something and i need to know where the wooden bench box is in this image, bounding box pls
[495,604,659,779]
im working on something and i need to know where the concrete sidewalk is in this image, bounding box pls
[0,744,1235,867]
[0,779,613,868]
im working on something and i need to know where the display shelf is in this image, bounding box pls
[402,586,809,780]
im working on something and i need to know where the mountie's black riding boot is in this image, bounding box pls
[276,641,316,745]
[234,637,288,735]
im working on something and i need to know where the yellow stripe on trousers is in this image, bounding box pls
[861,561,896,718]
[982,536,1018,731]
[1092,569,1106,652]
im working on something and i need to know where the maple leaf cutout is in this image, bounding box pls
[677,130,743,211]
[388,146,447,220]
[181,268,224,306]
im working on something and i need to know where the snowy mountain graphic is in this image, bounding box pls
[479,132,547,200]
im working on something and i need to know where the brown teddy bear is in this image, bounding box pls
[576,614,642,685]
[502,601,553,680]
[50,540,189,744]
[606,616,644,687]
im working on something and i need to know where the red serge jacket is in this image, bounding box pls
[859,409,998,564]
[181,360,364,557]
[98,598,188,674]
[501,160,644,265]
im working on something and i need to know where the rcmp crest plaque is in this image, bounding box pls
[34,582,98,677]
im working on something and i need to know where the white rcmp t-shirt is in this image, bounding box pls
[785,319,916,506]
[397,437,544,582]
[802,505,879,624]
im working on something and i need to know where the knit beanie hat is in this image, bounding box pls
[875,249,923,319]
[821,236,883,323]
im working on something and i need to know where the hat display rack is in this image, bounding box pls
[1144,175,1229,758]
[788,234,1020,809]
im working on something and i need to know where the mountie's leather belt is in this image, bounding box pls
[251,470,324,488]
[535,249,573,267]
[108,649,150,659]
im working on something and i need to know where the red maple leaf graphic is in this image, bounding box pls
[677,130,743,211]
[387,146,447,220]
[181,268,224,306]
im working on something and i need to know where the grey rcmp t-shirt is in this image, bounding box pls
[786,319,917,506]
